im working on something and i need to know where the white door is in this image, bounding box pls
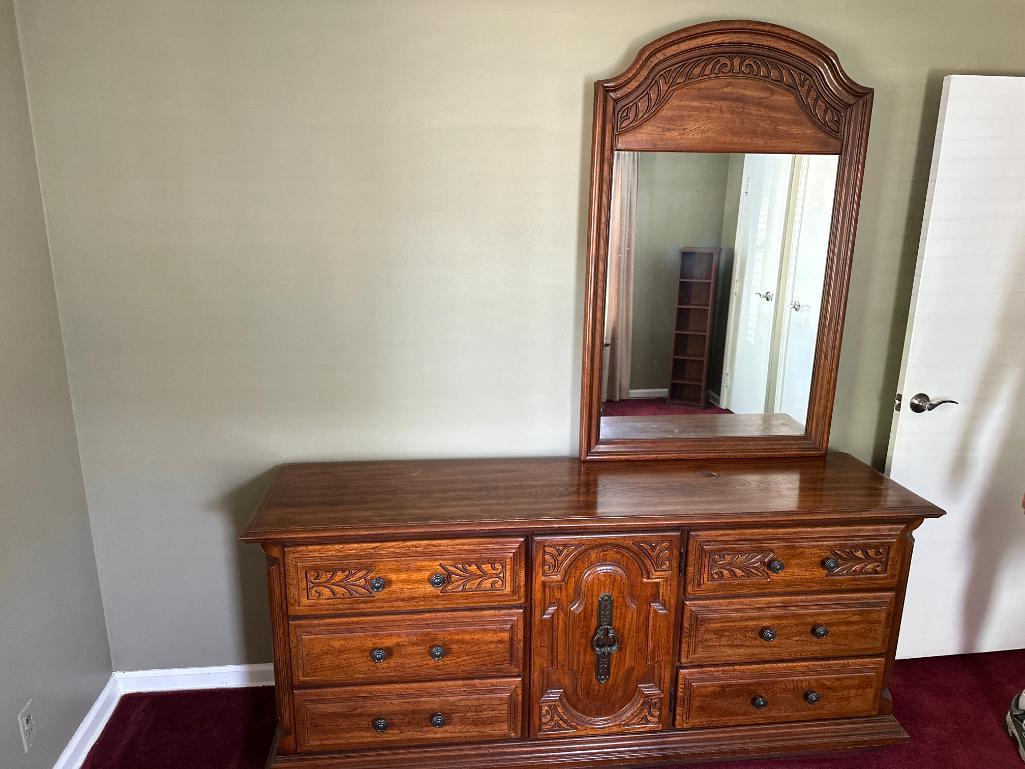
[887,76,1025,659]
[772,155,838,423]
[722,154,793,413]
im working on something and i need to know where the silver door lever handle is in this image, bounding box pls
[908,393,958,413]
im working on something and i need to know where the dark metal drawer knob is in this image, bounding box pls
[811,625,830,639]
[822,557,840,572]
[767,559,785,574]
[751,695,769,709]
[805,690,822,704]
[429,572,447,589]
[370,648,388,663]
[372,717,388,732]
[369,577,387,592]
[430,712,446,728]
[759,627,777,642]
[429,645,445,660]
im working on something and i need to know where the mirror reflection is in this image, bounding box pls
[600,151,838,440]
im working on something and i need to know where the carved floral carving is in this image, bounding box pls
[439,561,506,593]
[635,541,673,574]
[620,692,662,728]
[708,551,774,580]
[538,689,662,734]
[539,698,576,735]
[542,544,582,577]
[826,546,890,576]
[616,53,843,138]
[305,567,375,599]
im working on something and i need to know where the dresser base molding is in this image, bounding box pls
[267,715,908,769]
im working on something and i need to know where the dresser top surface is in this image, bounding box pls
[240,452,943,542]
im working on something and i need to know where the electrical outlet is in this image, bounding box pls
[18,700,36,753]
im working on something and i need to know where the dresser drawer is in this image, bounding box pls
[674,658,885,729]
[681,593,895,664]
[686,525,906,596]
[290,609,524,685]
[284,538,526,615]
[294,678,522,751]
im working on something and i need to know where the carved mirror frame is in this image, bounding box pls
[579,20,873,461]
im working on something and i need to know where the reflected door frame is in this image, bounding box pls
[771,155,839,418]
[720,154,793,413]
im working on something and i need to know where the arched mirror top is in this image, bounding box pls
[580,21,873,460]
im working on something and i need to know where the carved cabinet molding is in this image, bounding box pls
[532,534,680,737]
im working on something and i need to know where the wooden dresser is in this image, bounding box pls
[241,452,943,768]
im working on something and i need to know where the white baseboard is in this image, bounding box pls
[53,663,273,768]
[52,674,119,769]
[116,662,274,694]
[627,388,668,398]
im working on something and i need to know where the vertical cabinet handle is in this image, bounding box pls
[591,593,620,684]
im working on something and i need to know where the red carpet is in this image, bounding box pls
[82,649,1025,769]
[602,397,731,416]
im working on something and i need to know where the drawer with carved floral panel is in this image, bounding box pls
[283,538,526,615]
[685,525,907,597]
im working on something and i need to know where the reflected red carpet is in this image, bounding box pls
[82,649,1025,769]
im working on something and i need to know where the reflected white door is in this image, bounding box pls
[773,155,838,421]
[722,154,793,413]
[887,76,1025,658]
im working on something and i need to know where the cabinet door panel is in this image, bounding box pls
[532,534,679,738]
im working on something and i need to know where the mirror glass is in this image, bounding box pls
[600,151,839,442]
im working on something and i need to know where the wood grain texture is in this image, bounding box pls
[262,544,297,754]
[674,658,886,729]
[878,523,920,715]
[600,413,805,441]
[283,538,526,614]
[240,453,942,543]
[293,678,522,751]
[616,79,841,154]
[680,593,895,664]
[290,609,523,686]
[532,534,678,738]
[579,20,874,460]
[268,715,908,768]
[686,525,906,596]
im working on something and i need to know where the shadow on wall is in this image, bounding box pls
[216,468,279,664]
[870,66,1025,468]
[949,275,1025,652]
[866,73,945,468]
